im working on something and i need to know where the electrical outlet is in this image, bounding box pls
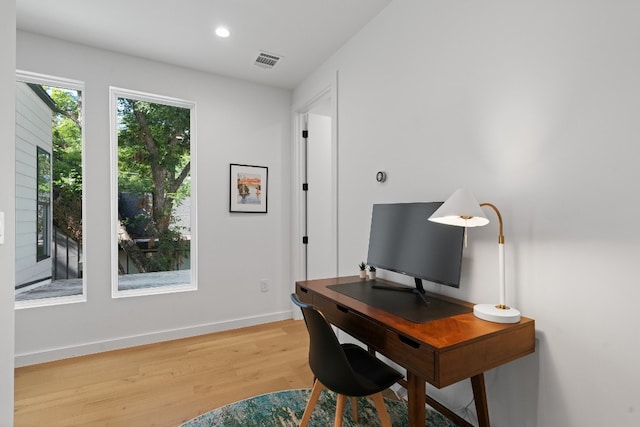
[260,279,270,292]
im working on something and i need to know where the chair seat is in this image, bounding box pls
[342,344,403,397]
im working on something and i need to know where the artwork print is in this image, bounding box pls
[229,164,268,213]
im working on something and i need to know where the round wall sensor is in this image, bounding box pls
[376,171,387,182]
[215,27,230,38]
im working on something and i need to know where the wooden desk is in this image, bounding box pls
[295,276,535,427]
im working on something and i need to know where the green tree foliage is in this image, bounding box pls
[117,97,191,273]
[47,86,83,243]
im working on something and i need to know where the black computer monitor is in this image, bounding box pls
[366,202,465,301]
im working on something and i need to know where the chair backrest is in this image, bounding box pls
[291,294,363,395]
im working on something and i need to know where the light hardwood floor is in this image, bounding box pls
[14,319,314,426]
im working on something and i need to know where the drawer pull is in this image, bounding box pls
[336,304,349,313]
[299,287,309,294]
[398,334,420,349]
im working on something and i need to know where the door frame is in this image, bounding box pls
[291,73,339,308]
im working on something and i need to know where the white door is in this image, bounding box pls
[305,111,334,280]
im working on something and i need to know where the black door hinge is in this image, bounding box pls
[302,236,309,244]
[302,130,309,139]
[302,183,308,191]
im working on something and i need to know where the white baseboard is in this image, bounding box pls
[15,310,293,367]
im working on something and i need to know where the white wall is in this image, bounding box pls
[0,1,16,424]
[294,1,640,426]
[15,31,293,365]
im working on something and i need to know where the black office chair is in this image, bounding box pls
[291,293,403,427]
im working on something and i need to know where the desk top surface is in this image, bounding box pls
[296,276,535,350]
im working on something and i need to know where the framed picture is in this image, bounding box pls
[229,163,268,213]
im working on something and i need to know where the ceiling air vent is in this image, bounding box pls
[254,51,282,70]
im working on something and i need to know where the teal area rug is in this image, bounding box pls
[181,388,458,427]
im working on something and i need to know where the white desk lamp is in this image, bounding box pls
[428,188,521,323]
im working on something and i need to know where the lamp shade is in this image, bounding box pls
[428,188,489,227]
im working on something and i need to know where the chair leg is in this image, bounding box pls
[300,379,325,427]
[350,396,358,423]
[334,394,347,427]
[371,392,393,427]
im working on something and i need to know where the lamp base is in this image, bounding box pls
[473,303,521,323]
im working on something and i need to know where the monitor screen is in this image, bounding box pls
[366,202,465,288]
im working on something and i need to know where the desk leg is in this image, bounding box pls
[471,373,491,427]
[407,371,426,427]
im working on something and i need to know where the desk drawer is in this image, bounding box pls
[438,322,535,387]
[384,330,435,383]
[296,285,314,304]
[312,294,385,350]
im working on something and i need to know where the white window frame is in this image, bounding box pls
[15,70,87,309]
[109,87,198,298]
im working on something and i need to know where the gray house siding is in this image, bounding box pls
[15,81,52,287]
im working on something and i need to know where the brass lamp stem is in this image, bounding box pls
[480,202,507,310]
[480,203,504,244]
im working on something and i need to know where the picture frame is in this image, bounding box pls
[229,163,268,213]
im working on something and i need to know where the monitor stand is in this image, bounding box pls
[372,277,431,306]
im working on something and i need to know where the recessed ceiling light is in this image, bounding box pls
[215,27,230,38]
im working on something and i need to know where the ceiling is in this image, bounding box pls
[16,0,391,90]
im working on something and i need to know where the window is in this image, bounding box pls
[110,87,197,297]
[15,71,85,307]
[36,147,51,261]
